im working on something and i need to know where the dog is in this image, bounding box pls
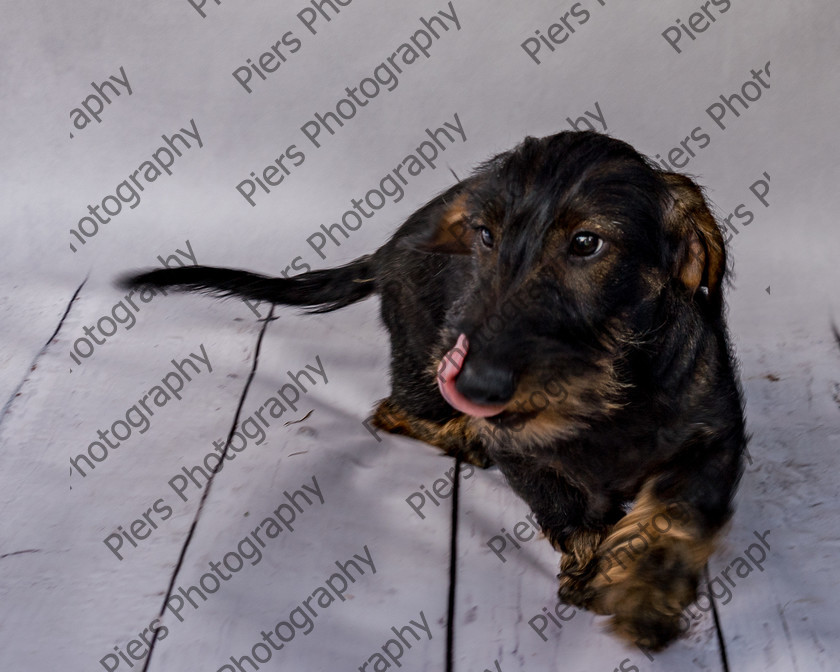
[122,130,746,650]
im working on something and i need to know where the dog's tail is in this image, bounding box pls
[118,255,376,314]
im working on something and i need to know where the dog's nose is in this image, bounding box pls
[454,359,516,406]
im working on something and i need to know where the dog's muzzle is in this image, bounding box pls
[437,334,515,418]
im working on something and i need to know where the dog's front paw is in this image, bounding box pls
[371,398,493,467]
[556,528,606,608]
[557,569,596,608]
[589,539,700,650]
[608,603,686,652]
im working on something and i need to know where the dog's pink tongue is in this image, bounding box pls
[437,334,509,418]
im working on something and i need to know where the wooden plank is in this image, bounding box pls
[453,466,724,672]
[0,277,85,412]
[145,299,452,671]
[0,283,261,671]
[706,333,840,671]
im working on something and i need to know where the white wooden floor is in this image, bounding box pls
[1,272,838,671]
[2,0,840,669]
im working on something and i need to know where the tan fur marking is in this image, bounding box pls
[557,528,608,604]
[421,193,473,254]
[372,398,491,467]
[680,234,706,293]
[578,482,719,649]
[662,172,726,301]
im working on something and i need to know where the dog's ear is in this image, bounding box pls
[403,187,475,254]
[661,172,726,306]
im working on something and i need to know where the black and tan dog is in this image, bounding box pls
[123,131,746,650]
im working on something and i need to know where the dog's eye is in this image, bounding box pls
[569,232,603,257]
[476,226,494,249]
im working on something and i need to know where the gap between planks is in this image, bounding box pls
[141,306,275,672]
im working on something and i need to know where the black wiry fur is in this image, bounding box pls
[122,131,746,650]
[121,256,376,313]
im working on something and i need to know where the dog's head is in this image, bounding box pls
[413,131,726,446]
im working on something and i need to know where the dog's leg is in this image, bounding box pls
[493,456,622,605]
[573,480,722,650]
[556,527,609,606]
[371,398,492,467]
